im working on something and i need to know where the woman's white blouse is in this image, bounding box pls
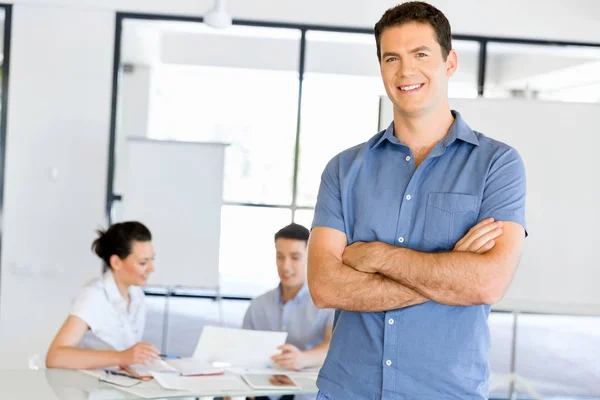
[70,270,146,351]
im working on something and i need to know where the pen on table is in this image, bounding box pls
[159,353,180,359]
[103,369,142,380]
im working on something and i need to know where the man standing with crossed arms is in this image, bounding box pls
[308,2,527,399]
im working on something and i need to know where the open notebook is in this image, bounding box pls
[122,358,224,379]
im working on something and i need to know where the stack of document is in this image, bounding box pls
[122,359,175,378]
[123,358,224,378]
[164,358,225,376]
[150,372,249,393]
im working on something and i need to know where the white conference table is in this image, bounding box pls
[0,368,318,400]
[3,368,594,400]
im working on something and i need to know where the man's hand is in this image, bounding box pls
[453,218,503,254]
[343,218,503,274]
[342,241,385,274]
[271,344,309,371]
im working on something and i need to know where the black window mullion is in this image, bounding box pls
[477,40,488,97]
[291,29,307,222]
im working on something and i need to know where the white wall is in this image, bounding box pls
[1,0,600,366]
[0,4,114,367]
[9,0,600,43]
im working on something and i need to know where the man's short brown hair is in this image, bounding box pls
[374,2,452,61]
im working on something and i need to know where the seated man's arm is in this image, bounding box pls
[308,226,429,312]
[300,323,333,368]
[272,323,333,370]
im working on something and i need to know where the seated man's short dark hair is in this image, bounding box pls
[274,223,310,244]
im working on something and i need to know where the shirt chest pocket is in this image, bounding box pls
[424,192,479,251]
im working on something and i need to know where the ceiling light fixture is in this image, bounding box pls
[204,0,232,29]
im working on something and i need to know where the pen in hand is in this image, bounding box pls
[159,353,180,359]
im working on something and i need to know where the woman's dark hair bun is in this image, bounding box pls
[91,221,151,268]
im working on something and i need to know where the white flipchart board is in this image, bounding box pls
[379,97,600,316]
[121,138,226,290]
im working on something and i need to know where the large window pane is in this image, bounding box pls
[297,31,384,208]
[219,205,292,297]
[485,42,600,102]
[118,21,302,205]
[293,209,315,230]
[149,65,299,204]
[297,72,382,207]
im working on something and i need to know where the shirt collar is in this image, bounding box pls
[371,110,479,150]
[295,283,310,300]
[103,269,139,310]
[443,110,479,147]
[371,120,397,150]
[278,282,309,305]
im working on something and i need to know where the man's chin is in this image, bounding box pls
[282,280,303,289]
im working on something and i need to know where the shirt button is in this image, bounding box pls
[397,237,404,243]
[388,318,394,325]
[405,156,411,162]
[406,195,412,201]
[386,360,392,366]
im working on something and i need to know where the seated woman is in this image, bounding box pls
[46,221,159,369]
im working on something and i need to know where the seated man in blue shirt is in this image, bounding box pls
[308,2,527,400]
[243,223,334,400]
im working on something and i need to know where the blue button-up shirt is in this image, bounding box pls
[312,111,527,400]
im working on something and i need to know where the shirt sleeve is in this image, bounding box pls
[312,155,345,233]
[478,147,528,235]
[242,302,256,330]
[70,287,106,332]
[324,308,335,327]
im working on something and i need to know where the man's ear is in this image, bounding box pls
[446,49,458,77]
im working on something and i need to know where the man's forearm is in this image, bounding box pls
[377,245,498,305]
[302,341,329,368]
[310,257,428,312]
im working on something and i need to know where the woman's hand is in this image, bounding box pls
[119,342,159,365]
